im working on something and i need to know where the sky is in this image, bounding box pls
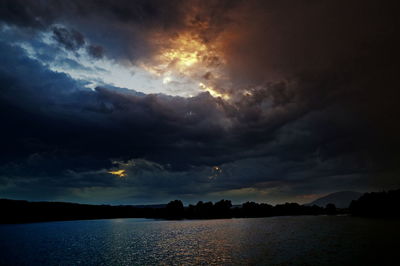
[0,0,398,205]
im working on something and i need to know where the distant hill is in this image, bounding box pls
[307,191,362,208]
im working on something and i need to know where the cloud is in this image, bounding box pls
[87,44,104,59]
[52,26,85,51]
[0,1,399,203]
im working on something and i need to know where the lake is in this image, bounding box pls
[0,216,398,265]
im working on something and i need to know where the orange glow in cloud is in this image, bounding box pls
[209,165,223,180]
[108,169,127,178]
[141,29,230,100]
[162,33,206,69]
[199,82,230,100]
[144,32,210,76]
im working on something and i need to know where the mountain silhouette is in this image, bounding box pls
[307,191,362,208]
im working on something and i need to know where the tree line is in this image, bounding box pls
[1,188,398,223]
[0,198,335,223]
[164,199,337,219]
[349,188,400,217]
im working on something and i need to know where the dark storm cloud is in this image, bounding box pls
[0,0,185,62]
[0,39,389,203]
[0,0,399,203]
[0,0,57,28]
[52,26,85,51]
[0,0,241,64]
[0,0,177,28]
[0,41,228,167]
[87,45,104,59]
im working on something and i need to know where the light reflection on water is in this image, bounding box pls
[0,216,398,265]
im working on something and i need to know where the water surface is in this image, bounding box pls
[0,216,398,265]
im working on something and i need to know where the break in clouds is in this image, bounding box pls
[0,0,398,204]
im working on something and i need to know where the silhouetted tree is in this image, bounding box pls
[274,203,302,216]
[242,201,259,217]
[326,203,337,215]
[195,201,214,218]
[166,200,184,218]
[8,191,392,223]
[350,189,400,217]
[214,199,232,217]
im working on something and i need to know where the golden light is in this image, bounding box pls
[212,166,221,171]
[108,169,127,178]
[209,165,223,180]
[162,33,207,70]
[142,32,210,77]
[199,82,230,100]
[141,30,230,99]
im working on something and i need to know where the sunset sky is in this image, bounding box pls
[0,0,398,205]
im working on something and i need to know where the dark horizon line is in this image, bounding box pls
[1,188,399,224]
[0,188,387,207]
[1,187,398,209]
[0,198,307,208]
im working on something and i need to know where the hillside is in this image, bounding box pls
[308,191,362,208]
